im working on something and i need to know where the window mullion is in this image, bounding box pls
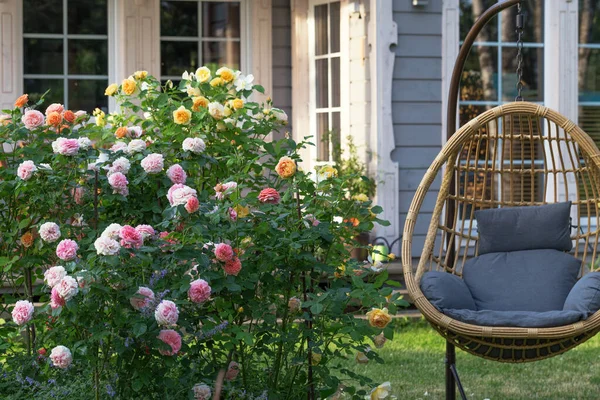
[198,1,203,69]
[63,0,69,109]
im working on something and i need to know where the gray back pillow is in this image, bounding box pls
[420,271,477,311]
[475,202,572,255]
[463,249,580,312]
[563,272,600,319]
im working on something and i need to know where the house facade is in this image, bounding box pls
[1,0,597,257]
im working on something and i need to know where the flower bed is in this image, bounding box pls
[0,67,402,399]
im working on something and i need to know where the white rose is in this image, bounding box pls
[94,236,121,256]
[127,139,146,154]
[101,223,123,240]
[208,102,225,120]
[77,137,92,149]
[56,276,79,301]
[111,157,131,175]
[44,266,67,288]
[171,186,197,207]
[39,222,61,242]
[182,137,206,154]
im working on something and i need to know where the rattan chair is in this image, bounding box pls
[402,101,600,364]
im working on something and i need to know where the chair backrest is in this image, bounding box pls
[409,102,600,282]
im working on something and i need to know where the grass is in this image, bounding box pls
[345,319,600,399]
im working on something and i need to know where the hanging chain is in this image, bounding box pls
[515,2,525,101]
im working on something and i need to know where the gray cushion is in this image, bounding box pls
[420,271,476,311]
[475,202,572,255]
[463,249,580,312]
[563,272,600,319]
[443,309,584,328]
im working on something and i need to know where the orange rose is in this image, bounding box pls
[344,217,360,227]
[366,307,392,329]
[115,126,128,138]
[46,112,63,126]
[192,96,209,112]
[63,110,76,123]
[275,156,296,179]
[15,94,28,108]
[21,231,35,248]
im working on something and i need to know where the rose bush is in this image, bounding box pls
[0,66,406,399]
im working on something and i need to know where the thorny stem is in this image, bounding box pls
[93,170,99,230]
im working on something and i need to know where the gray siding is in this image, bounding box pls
[272,0,292,137]
[391,0,443,255]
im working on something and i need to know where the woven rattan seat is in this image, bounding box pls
[402,102,600,363]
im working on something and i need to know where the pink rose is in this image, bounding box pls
[21,109,44,130]
[141,153,164,174]
[182,137,206,154]
[135,224,155,239]
[94,236,121,255]
[11,300,34,326]
[50,286,66,309]
[225,361,240,381]
[167,184,197,207]
[185,197,199,213]
[188,279,211,303]
[214,181,237,200]
[52,137,79,156]
[228,208,237,221]
[223,257,242,276]
[166,164,187,184]
[71,187,85,205]
[56,239,78,261]
[17,160,37,180]
[108,172,129,196]
[56,276,79,301]
[110,141,127,152]
[258,188,280,204]
[155,300,179,326]
[39,222,61,243]
[157,329,181,356]
[44,266,66,288]
[120,225,143,249]
[130,286,155,310]
[214,243,234,262]
[50,345,72,369]
[306,214,320,227]
[45,103,64,116]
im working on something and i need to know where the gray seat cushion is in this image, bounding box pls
[463,249,580,312]
[420,271,476,311]
[475,202,572,255]
[443,309,584,328]
[563,272,600,319]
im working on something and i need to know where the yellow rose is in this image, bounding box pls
[195,66,211,83]
[173,105,192,125]
[352,193,369,202]
[122,77,137,95]
[275,156,297,179]
[105,83,118,96]
[231,98,244,109]
[310,352,322,366]
[223,106,232,117]
[234,205,250,218]
[210,77,223,87]
[217,67,235,82]
[334,264,346,279]
[355,351,369,364]
[192,96,209,112]
[134,70,148,79]
[370,382,392,400]
[93,108,106,127]
[319,165,338,179]
[366,307,392,329]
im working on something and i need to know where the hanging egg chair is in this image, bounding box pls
[402,1,600,399]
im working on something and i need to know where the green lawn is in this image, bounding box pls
[346,320,600,399]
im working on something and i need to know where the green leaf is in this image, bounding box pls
[370,205,383,214]
[133,323,147,337]
[310,303,324,315]
[373,270,389,289]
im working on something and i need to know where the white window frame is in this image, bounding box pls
[307,0,342,166]
[21,0,113,110]
[159,0,248,82]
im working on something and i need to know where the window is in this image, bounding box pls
[309,0,341,162]
[578,0,600,217]
[23,0,109,111]
[458,0,545,211]
[160,0,243,83]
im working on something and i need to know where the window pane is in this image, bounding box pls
[330,2,340,53]
[24,79,64,106]
[161,0,198,37]
[161,41,199,76]
[315,59,328,108]
[202,41,240,71]
[459,0,498,42]
[314,4,328,56]
[501,46,543,101]
[580,48,600,101]
[68,0,107,35]
[69,40,108,75]
[331,57,340,107]
[580,0,600,44]
[331,111,341,150]
[578,105,600,216]
[69,79,108,112]
[202,2,240,38]
[24,39,63,75]
[23,0,63,34]
[460,46,498,102]
[317,112,329,161]
[500,0,544,43]
[459,104,486,128]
